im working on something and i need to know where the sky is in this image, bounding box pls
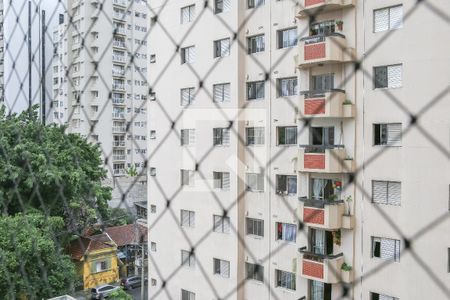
[3,0,63,114]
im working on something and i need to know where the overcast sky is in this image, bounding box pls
[3,0,63,114]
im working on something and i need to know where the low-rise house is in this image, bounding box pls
[67,233,119,289]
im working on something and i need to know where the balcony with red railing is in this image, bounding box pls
[299,247,344,284]
[299,197,347,230]
[300,89,354,118]
[298,145,355,173]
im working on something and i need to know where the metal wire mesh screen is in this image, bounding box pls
[0,0,449,300]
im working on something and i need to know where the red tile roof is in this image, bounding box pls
[104,224,148,247]
[67,233,115,261]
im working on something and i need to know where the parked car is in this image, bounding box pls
[91,284,121,299]
[120,276,147,290]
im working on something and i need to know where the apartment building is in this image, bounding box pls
[0,0,4,107]
[52,0,149,177]
[148,0,450,300]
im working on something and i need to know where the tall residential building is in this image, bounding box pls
[0,0,4,106]
[148,1,450,300]
[52,0,149,177]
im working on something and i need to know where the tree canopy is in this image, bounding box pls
[0,106,111,232]
[0,212,77,299]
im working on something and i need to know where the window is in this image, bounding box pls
[277,126,297,145]
[246,173,264,192]
[310,20,336,36]
[247,34,265,54]
[181,87,195,106]
[150,205,156,213]
[91,259,111,273]
[213,128,230,146]
[213,258,230,277]
[181,209,195,227]
[214,38,230,58]
[181,250,195,268]
[181,46,195,64]
[246,127,265,145]
[278,77,298,97]
[374,5,403,32]
[214,0,231,14]
[181,129,195,146]
[311,73,334,91]
[181,5,195,24]
[275,269,296,290]
[374,64,402,88]
[213,172,230,190]
[276,175,297,195]
[213,215,230,233]
[181,289,195,300]
[151,279,157,286]
[246,263,264,282]
[371,292,399,300]
[277,28,297,48]
[373,123,402,146]
[248,0,264,9]
[247,81,265,100]
[213,83,230,102]
[310,280,331,300]
[151,242,156,252]
[246,218,264,237]
[372,181,401,205]
[276,222,296,242]
[181,169,195,186]
[371,237,400,262]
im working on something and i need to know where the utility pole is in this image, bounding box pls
[141,234,145,300]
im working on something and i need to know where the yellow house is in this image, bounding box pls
[68,233,120,289]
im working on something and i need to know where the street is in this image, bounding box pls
[126,286,148,300]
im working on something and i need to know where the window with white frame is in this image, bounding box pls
[247,81,265,100]
[374,64,402,88]
[247,34,265,54]
[371,237,400,262]
[213,38,230,58]
[374,5,403,32]
[181,46,196,64]
[246,217,264,237]
[213,128,230,146]
[246,262,264,282]
[91,258,111,274]
[150,242,156,252]
[277,126,297,145]
[276,222,297,242]
[277,27,297,48]
[181,250,195,268]
[180,87,195,106]
[180,169,195,186]
[246,127,265,145]
[181,129,195,146]
[213,258,230,277]
[180,5,195,24]
[278,77,298,97]
[276,175,297,195]
[246,173,264,192]
[181,289,195,300]
[275,269,296,290]
[213,215,230,233]
[248,0,264,9]
[373,123,402,146]
[213,83,230,102]
[214,0,231,14]
[370,292,399,300]
[213,172,230,190]
[181,209,195,227]
[372,180,401,205]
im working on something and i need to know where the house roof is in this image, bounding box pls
[67,233,115,261]
[104,224,148,247]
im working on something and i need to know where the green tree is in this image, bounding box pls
[104,207,136,226]
[0,106,111,232]
[109,289,133,300]
[0,212,76,299]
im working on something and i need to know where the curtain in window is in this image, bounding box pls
[313,179,326,200]
[221,39,230,56]
[286,127,297,144]
[311,280,324,300]
[287,176,297,194]
[312,229,325,255]
[282,223,296,242]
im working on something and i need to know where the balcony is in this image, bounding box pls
[112,0,127,7]
[113,40,126,49]
[112,97,125,105]
[299,247,344,284]
[112,126,126,133]
[297,0,355,18]
[112,113,125,119]
[300,90,354,118]
[297,34,354,68]
[114,27,127,36]
[112,84,125,91]
[298,145,354,173]
[299,197,345,230]
[112,55,126,63]
[113,141,126,147]
[113,12,126,21]
[112,69,125,77]
[113,155,126,161]
[113,168,126,176]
